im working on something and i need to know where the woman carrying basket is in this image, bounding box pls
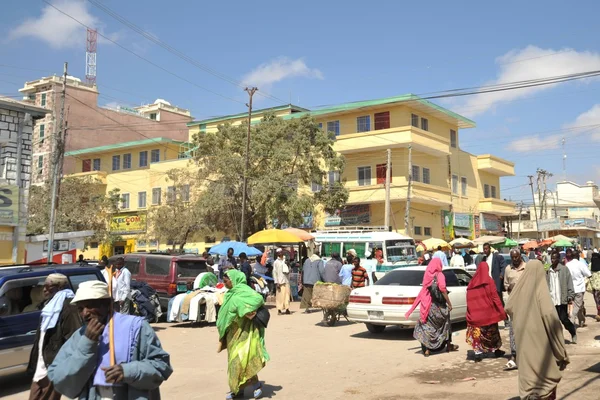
[405,259,459,357]
[218,270,270,399]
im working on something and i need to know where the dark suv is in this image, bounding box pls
[0,264,104,377]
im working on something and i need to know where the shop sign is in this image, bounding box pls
[480,213,501,232]
[537,218,561,232]
[0,185,19,226]
[325,205,370,227]
[441,210,453,240]
[454,213,471,229]
[561,218,598,229]
[473,215,481,239]
[110,213,147,234]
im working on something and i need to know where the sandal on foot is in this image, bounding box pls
[226,392,242,400]
[505,360,518,370]
[449,344,459,352]
[253,382,263,399]
[423,349,430,357]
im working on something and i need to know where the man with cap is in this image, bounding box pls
[28,274,81,400]
[48,281,172,399]
[272,249,291,315]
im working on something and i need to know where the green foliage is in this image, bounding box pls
[27,176,121,245]
[191,113,348,236]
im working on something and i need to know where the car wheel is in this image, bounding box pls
[365,323,386,334]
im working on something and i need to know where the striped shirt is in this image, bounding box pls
[351,266,369,288]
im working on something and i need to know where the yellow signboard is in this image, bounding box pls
[0,185,19,226]
[110,213,147,234]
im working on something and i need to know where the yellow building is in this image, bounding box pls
[67,95,515,258]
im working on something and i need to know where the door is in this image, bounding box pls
[442,269,466,322]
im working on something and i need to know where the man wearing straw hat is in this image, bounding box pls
[28,274,81,400]
[48,281,172,399]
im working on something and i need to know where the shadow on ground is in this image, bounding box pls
[0,371,31,398]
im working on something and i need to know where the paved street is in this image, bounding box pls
[2,294,600,400]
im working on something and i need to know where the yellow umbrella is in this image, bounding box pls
[247,229,304,245]
[421,238,450,251]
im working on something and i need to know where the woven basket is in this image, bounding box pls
[312,283,351,309]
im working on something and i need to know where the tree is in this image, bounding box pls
[191,113,348,236]
[145,168,205,250]
[27,176,121,246]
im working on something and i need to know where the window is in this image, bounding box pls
[411,113,419,127]
[139,151,148,167]
[412,165,420,182]
[450,129,457,148]
[68,274,100,293]
[357,166,371,186]
[484,184,490,198]
[121,193,130,209]
[491,185,497,199]
[41,93,46,107]
[152,188,161,205]
[123,153,132,169]
[311,182,323,192]
[90,242,99,249]
[414,226,422,235]
[138,191,147,208]
[146,256,171,275]
[376,163,391,184]
[454,269,472,286]
[452,174,458,195]
[151,149,160,163]
[149,113,157,120]
[461,176,467,196]
[374,111,390,130]
[82,159,91,172]
[112,155,120,171]
[167,186,175,203]
[92,158,101,171]
[327,120,340,137]
[39,124,45,144]
[0,276,47,316]
[421,117,429,131]
[356,115,371,133]
[124,257,140,275]
[37,155,43,174]
[422,167,431,184]
[181,185,190,202]
[442,270,459,287]
[328,171,340,187]
[424,227,432,236]
[318,122,323,130]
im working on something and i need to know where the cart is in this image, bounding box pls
[312,283,352,326]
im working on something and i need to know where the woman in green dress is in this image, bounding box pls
[218,270,269,399]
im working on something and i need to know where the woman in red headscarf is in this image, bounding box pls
[466,262,507,362]
[405,259,459,356]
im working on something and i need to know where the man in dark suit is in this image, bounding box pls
[481,242,506,306]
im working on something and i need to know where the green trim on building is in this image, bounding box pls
[65,137,189,157]
[186,104,309,127]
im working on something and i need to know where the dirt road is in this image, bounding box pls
[2,299,599,399]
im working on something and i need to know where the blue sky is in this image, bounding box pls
[2,0,600,204]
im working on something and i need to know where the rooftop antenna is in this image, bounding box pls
[562,137,566,181]
[86,28,97,85]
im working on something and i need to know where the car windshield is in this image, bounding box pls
[386,246,417,263]
[375,270,424,286]
[176,260,207,277]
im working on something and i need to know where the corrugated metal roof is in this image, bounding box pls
[64,137,188,156]
[187,104,309,127]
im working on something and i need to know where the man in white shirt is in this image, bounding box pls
[105,257,132,314]
[450,248,465,269]
[566,249,591,327]
[273,249,291,315]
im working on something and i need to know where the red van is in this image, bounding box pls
[122,253,209,310]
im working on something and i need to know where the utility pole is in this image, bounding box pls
[528,175,540,240]
[404,145,412,236]
[240,87,257,242]
[562,137,567,181]
[384,149,391,230]
[47,62,68,263]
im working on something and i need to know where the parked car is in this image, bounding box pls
[0,264,104,377]
[122,253,209,310]
[347,266,472,334]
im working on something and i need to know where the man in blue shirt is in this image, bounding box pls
[340,250,356,286]
[432,246,449,266]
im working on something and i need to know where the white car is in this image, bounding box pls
[347,266,473,333]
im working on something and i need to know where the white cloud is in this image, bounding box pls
[8,0,115,49]
[242,57,323,90]
[453,46,600,118]
[507,103,600,153]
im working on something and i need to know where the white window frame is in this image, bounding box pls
[450,129,457,148]
[491,185,497,199]
[311,182,323,192]
[452,174,459,195]
[112,155,120,171]
[484,184,490,198]
[357,166,372,186]
[139,151,148,167]
[421,117,429,131]
[356,115,371,133]
[93,158,101,171]
[328,171,340,187]
[138,191,147,209]
[150,149,160,163]
[461,176,467,196]
[37,155,43,174]
[181,185,190,202]
[412,165,420,182]
[151,187,161,205]
[327,120,340,137]
[166,186,176,203]
[121,193,130,210]
[123,153,132,169]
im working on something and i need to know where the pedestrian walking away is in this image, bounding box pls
[506,260,569,400]
[273,249,291,315]
[339,250,356,286]
[218,270,269,399]
[300,253,324,311]
[565,249,591,327]
[432,246,449,266]
[47,281,173,399]
[547,250,577,343]
[503,248,527,369]
[465,262,507,362]
[323,252,343,284]
[481,242,506,307]
[28,274,81,400]
[405,259,459,357]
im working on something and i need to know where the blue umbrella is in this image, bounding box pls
[208,241,263,257]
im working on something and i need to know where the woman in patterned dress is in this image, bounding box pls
[465,262,507,362]
[405,258,459,356]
